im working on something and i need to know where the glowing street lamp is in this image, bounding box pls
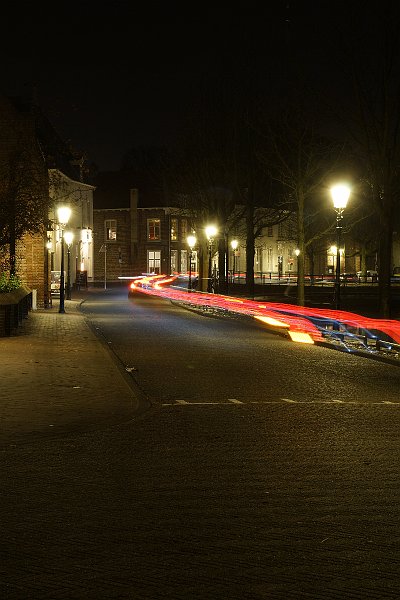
[331,184,350,310]
[57,205,71,313]
[205,225,218,293]
[187,234,196,291]
[64,230,74,301]
[231,239,238,283]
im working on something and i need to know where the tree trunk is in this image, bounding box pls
[378,217,392,317]
[198,244,208,293]
[245,204,255,299]
[217,237,226,294]
[296,190,305,306]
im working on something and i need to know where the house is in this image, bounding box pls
[93,189,195,284]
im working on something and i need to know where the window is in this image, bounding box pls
[180,249,188,274]
[148,218,161,240]
[170,250,178,274]
[105,219,117,241]
[267,247,273,271]
[181,219,188,240]
[171,218,178,241]
[148,250,161,273]
[255,247,261,271]
[267,226,273,237]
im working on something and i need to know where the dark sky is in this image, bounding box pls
[1,1,390,172]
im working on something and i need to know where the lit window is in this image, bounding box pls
[148,250,161,273]
[148,219,161,240]
[171,218,178,241]
[105,219,117,241]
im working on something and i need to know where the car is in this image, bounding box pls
[340,272,358,282]
[356,270,378,282]
[393,267,400,277]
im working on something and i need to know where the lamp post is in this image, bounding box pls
[44,231,53,309]
[294,248,300,283]
[205,225,218,293]
[57,206,71,314]
[187,234,196,291]
[231,239,238,283]
[331,184,350,310]
[64,231,74,301]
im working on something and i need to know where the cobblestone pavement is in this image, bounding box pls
[0,291,140,447]
[2,289,400,599]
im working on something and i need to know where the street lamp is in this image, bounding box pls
[331,184,350,310]
[231,239,238,283]
[294,248,300,283]
[64,231,74,300]
[187,234,196,291]
[205,225,218,293]
[57,205,71,314]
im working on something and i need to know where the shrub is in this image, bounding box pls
[0,273,21,292]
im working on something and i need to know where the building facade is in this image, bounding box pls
[93,189,196,284]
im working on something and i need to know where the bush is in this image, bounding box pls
[0,273,21,292]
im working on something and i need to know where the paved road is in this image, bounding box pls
[2,288,400,599]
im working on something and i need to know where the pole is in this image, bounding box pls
[104,243,107,290]
[188,250,192,291]
[66,245,71,300]
[334,210,342,310]
[59,230,65,313]
[226,243,229,294]
[207,241,212,293]
[44,245,50,309]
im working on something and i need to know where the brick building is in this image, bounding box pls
[93,189,194,284]
[0,94,94,307]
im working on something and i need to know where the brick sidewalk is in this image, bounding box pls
[0,294,140,446]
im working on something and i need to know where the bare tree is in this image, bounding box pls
[256,109,346,306]
[321,4,400,316]
[0,143,49,276]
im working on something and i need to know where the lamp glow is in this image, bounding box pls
[331,184,350,210]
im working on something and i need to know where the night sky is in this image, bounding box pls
[1,1,392,172]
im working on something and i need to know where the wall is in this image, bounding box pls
[93,208,132,284]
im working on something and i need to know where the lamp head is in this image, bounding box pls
[57,206,71,227]
[331,184,350,210]
[231,239,238,250]
[205,225,218,240]
[64,231,74,247]
[187,234,196,249]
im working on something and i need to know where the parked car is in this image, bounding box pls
[340,272,358,283]
[357,270,378,282]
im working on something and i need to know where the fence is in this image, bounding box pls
[0,287,32,337]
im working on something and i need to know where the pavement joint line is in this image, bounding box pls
[162,399,400,407]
